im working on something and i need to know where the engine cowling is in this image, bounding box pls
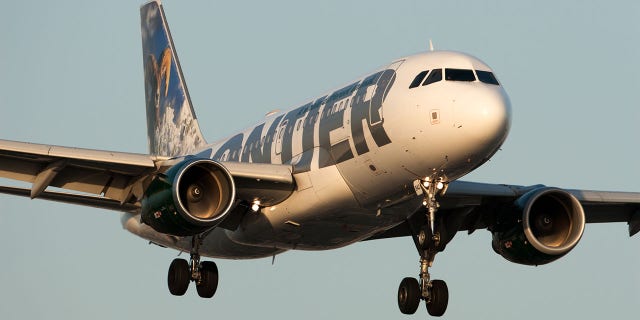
[140,158,236,236]
[491,188,585,266]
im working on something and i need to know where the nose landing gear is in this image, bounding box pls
[397,242,449,317]
[397,177,449,317]
[167,235,219,298]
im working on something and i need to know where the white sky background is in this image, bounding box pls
[1,0,639,319]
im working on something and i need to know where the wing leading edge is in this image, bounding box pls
[370,180,640,242]
[444,181,640,230]
[0,139,295,214]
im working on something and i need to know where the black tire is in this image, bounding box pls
[196,261,219,298]
[426,279,448,317]
[168,258,190,296]
[398,277,421,314]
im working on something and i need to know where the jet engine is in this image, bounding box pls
[491,188,585,266]
[140,158,236,236]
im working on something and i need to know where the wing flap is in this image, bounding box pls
[0,185,139,213]
[0,155,42,182]
[1,139,296,212]
[0,139,159,203]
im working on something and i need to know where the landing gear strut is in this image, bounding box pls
[397,177,449,317]
[167,235,219,298]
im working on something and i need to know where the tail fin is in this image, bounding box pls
[140,1,206,157]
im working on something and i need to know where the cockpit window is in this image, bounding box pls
[476,70,500,85]
[409,70,429,89]
[445,68,475,82]
[422,69,442,86]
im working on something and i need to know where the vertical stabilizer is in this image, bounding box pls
[140,1,206,157]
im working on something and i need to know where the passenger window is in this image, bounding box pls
[476,70,500,85]
[409,70,429,88]
[422,69,442,86]
[445,69,475,81]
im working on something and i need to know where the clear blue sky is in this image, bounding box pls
[1,1,638,319]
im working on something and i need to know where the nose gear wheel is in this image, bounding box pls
[397,177,449,317]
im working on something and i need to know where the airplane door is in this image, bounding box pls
[369,60,404,126]
[275,119,288,155]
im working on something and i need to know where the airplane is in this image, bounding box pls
[1,1,639,318]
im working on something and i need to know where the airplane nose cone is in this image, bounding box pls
[454,86,511,153]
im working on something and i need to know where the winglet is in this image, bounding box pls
[140,1,206,157]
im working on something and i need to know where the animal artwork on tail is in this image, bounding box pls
[141,3,205,157]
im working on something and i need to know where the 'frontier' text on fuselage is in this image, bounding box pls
[206,69,397,173]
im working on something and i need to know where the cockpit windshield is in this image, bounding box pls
[409,70,429,88]
[476,70,500,85]
[408,68,500,88]
[422,69,442,86]
[445,69,475,82]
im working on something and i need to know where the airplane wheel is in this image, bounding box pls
[398,277,421,314]
[426,279,448,317]
[168,258,190,296]
[196,261,219,298]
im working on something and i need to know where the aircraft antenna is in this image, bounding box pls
[429,39,434,52]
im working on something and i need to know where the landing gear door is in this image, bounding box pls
[368,60,404,126]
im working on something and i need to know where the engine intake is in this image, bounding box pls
[141,158,236,236]
[492,188,585,265]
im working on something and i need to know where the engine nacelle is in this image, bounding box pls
[141,158,236,236]
[491,188,585,266]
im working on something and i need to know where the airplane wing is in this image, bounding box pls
[0,139,294,215]
[370,180,640,241]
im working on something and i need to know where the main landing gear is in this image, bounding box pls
[167,235,219,298]
[397,177,449,317]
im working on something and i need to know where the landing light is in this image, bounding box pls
[251,201,261,212]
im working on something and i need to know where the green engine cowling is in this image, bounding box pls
[491,188,585,266]
[141,158,236,236]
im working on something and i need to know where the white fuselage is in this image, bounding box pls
[123,51,512,258]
